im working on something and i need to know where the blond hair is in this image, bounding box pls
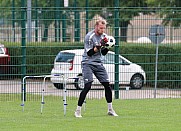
[95,17,107,26]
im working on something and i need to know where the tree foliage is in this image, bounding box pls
[0,0,149,42]
[75,0,148,41]
[2,0,180,42]
[147,0,181,27]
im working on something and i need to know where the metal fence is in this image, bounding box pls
[0,0,181,102]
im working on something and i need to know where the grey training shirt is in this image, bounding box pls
[82,30,107,65]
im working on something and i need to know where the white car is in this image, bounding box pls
[51,49,146,89]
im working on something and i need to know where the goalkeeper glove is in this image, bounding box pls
[95,37,108,50]
[100,37,108,46]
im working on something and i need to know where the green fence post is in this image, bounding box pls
[12,0,15,42]
[75,10,80,41]
[55,0,57,42]
[62,11,66,42]
[59,1,63,42]
[58,0,61,42]
[35,0,38,42]
[55,0,61,42]
[114,0,119,99]
[21,0,26,101]
[85,0,89,34]
[74,0,80,41]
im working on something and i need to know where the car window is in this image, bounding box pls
[102,53,114,64]
[102,53,129,64]
[55,52,75,62]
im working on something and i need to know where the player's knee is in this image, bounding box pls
[82,82,92,93]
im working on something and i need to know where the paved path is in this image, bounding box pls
[0,80,181,99]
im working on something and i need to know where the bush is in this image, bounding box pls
[120,43,181,88]
[3,41,181,88]
[3,42,83,78]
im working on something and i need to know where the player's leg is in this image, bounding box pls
[78,82,92,106]
[101,82,112,103]
[101,82,118,116]
[95,64,118,116]
[75,82,92,118]
[75,64,93,118]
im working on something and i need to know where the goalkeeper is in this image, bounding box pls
[74,18,118,117]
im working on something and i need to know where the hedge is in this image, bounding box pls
[2,42,181,88]
[120,43,181,88]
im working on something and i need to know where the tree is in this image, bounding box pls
[76,0,148,42]
[0,0,75,42]
[1,0,149,42]
[147,0,181,27]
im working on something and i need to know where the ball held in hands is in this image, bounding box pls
[105,36,116,48]
[96,36,115,50]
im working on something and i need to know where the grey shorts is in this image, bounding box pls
[82,63,109,84]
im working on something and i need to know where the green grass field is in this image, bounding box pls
[0,95,181,131]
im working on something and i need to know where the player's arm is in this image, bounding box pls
[88,36,108,56]
[87,45,101,56]
[86,39,101,56]
[87,44,104,56]
[85,35,97,56]
[87,47,96,56]
[101,47,109,56]
[87,36,108,56]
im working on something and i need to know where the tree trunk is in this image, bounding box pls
[42,24,49,41]
[119,21,129,42]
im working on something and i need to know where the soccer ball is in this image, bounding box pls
[106,36,115,48]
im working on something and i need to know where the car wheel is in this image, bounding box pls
[130,74,144,89]
[74,75,84,90]
[53,83,64,89]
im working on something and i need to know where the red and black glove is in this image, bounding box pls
[100,37,108,46]
[95,37,108,50]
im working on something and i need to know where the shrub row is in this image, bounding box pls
[120,43,181,88]
[3,42,181,88]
